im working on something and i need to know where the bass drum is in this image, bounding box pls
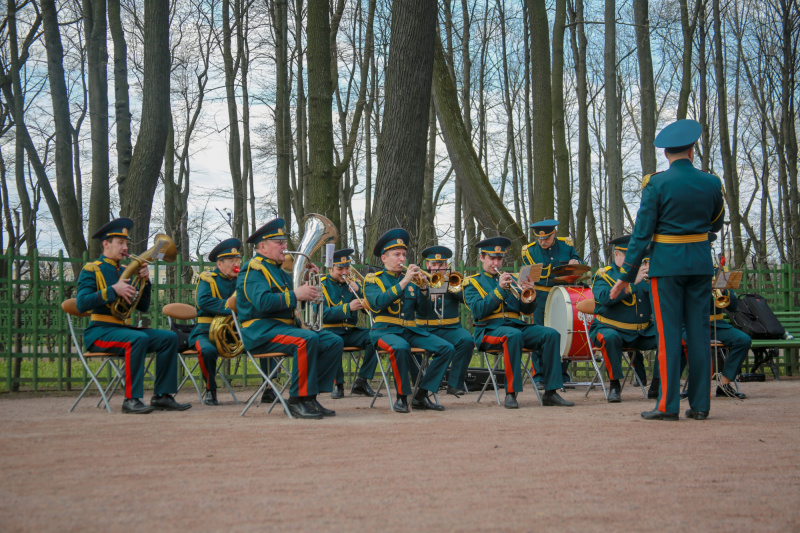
[544,286,595,361]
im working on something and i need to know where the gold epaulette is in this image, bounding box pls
[82,261,102,273]
[558,237,574,247]
[642,174,652,189]
[199,271,217,282]
[461,277,471,288]
[320,275,328,282]
[364,273,377,284]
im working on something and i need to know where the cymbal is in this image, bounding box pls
[550,264,591,277]
[553,274,591,284]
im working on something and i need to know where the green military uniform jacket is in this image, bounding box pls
[463,270,536,346]
[76,254,152,347]
[416,287,466,329]
[235,253,299,343]
[364,270,432,336]
[589,264,654,342]
[620,159,725,282]
[521,238,583,288]
[189,267,236,341]
[320,275,363,331]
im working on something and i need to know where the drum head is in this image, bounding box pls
[544,287,572,357]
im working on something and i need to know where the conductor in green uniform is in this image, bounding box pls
[320,248,383,399]
[188,238,241,406]
[589,236,656,402]
[610,119,725,421]
[76,218,191,414]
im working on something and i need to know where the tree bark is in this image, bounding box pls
[119,0,171,251]
[108,0,132,197]
[569,0,591,260]
[83,0,110,257]
[604,0,623,237]
[221,0,245,242]
[552,0,571,235]
[369,0,437,261]
[528,0,554,222]
[633,0,657,176]
[712,0,744,265]
[273,0,292,237]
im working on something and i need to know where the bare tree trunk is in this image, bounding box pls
[528,0,554,221]
[432,36,526,260]
[222,0,244,242]
[41,0,87,265]
[604,0,623,237]
[523,0,534,228]
[119,0,171,250]
[552,0,571,234]
[108,0,132,197]
[369,0,437,261]
[634,0,657,176]
[698,1,710,170]
[712,0,744,265]
[677,0,700,120]
[569,0,590,259]
[83,0,110,257]
[273,0,292,235]
[420,99,437,249]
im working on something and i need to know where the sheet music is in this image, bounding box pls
[713,270,743,290]
[519,264,543,283]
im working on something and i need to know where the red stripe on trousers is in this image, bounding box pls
[195,340,210,389]
[272,334,309,397]
[651,278,668,412]
[93,340,133,398]
[484,335,514,394]
[595,333,615,380]
[377,339,404,396]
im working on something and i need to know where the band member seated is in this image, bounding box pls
[589,236,656,402]
[522,219,583,383]
[364,229,455,413]
[236,218,342,420]
[76,218,191,414]
[464,237,573,408]
[414,246,475,396]
[320,248,383,399]
[188,238,241,406]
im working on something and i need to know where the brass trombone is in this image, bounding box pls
[345,268,373,315]
[494,267,536,304]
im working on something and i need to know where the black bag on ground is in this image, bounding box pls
[726,293,785,339]
[170,322,195,353]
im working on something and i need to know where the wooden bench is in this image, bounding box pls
[741,311,800,378]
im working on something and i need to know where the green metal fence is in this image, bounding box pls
[1,251,798,392]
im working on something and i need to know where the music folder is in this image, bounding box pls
[713,270,742,290]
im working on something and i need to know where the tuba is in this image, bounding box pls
[285,214,338,331]
[111,234,177,321]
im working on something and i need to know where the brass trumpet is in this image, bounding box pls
[413,269,445,289]
[446,271,464,293]
[494,267,535,304]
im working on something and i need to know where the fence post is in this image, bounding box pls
[57,250,64,391]
[5,252,12,391]
[32,249,40,391]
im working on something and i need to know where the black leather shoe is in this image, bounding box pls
[150,394,192,411]
[287,399,323,419]
[640,408,678,421]
[412,394,445,411]
[331,386,344,400]
[261,387,277,404]
[311,397,336,417]
[685,409,709,420]
[680,390,688,400]
[542,391,575,407]
[122,398,154,414]
[716,384,747,399]
[351,378,383,397]
[203,390,219,406]
[607,388,621,403]
[447,385,466,397]
[394,396,410,413]
[504,393,519,409]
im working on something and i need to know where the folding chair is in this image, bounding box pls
[476,349,543,406]
[63,298,125,413]
[368,347,424,412]
[162,303,239,404]
[575,299,648,399]
[342,346,364,387]
[224,296,293,418]
[409,348,441,406]
[681,341,739,396]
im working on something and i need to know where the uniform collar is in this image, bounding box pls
[385,270,401,277]
[255,252,279,266]
[214,266,230,280]
[99,254,118,267]
[482,269,497,278]
[669,158,694,169]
